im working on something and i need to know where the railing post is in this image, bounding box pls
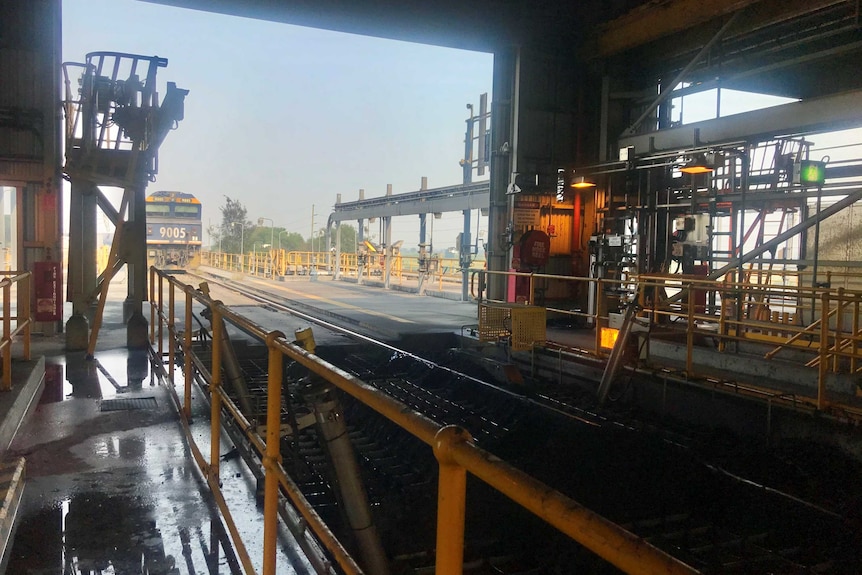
[529,273,535,305]
[594,279,603,355]
[149,267,156,345]
[686,283,695,376]
[834,287,845,373]
[853,297,859,374]
[2,281,10,391]
[263,330,285,575]
[22,273,30,361]
[168,282,175,384]
[184,289,193,421]
[158,274,164,361]
[210,302,223,480]
[818,291,829,410]
[433,425,472,575]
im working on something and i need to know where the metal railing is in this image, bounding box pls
[0,272,31,391]
[473,268,862,419]
[149,267,699,575]
[200,249,483,288]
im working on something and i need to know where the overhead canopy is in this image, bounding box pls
[141,0,862,100]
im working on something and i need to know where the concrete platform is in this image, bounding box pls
[197,266,480,342]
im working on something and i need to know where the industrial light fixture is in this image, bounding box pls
[570,176,596,188]
[679,153,714,174]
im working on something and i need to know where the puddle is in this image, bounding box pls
[7,492,241,575]
[40,349,156,403]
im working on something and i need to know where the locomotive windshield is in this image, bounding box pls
[174,205,200,218]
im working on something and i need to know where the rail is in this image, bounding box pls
[149,267,699,575]
[0,272,31,391]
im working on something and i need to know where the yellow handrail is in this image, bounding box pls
[0,271,32,391]
[150,267,700,575]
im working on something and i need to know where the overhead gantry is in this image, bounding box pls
[62,51,188,351]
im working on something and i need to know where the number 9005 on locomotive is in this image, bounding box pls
[146,191,203,268]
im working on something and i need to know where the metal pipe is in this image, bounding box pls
[199,282,255,417]
[597,302,637,404]
[297,329,390,575]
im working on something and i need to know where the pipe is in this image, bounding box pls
[597,302,638,404]
[297,329,390,575]
[198,282,255,416]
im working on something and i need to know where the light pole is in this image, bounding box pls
[257,217,274,253]
[231,221,244,271]
[258,217,275,278]
[278,230,289,251]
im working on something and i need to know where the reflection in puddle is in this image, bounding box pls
[40,349,155,403]
[8,491,241,574]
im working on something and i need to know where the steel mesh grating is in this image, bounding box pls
[100,396,158,412]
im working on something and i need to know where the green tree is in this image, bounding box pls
[278,231,305,252]
[336,223,358,253]
[216,197,251,254]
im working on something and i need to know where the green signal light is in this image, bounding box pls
[794,160,826,186]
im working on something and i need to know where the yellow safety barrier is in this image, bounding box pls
[201,249,484,289]
[149,267,700,575]
[0,272,32,391]
[194,253,862,420]
[472,268,862,420]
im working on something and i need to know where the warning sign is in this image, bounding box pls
[513,200,540,227]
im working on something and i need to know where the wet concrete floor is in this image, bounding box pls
[5,345,309,575]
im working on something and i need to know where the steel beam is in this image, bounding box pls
[619,89,862,155]
[597,0,848,58]
[328,182,488,223]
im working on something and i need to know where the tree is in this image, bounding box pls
[337,223,358,253]
[216,196,251,254]
[278,231,305,252]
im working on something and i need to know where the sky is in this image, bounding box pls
[62,0,493,250]
[62,1,859,256]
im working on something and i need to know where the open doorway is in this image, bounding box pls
[0,185,19,272]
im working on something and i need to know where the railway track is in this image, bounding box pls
[170,271,862,574]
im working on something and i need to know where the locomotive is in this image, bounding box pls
[145,191,202,268]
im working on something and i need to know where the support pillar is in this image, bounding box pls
[125,183,149,348]
[334,221,342,279]
[383,215,392,289]
[487,47,518,301]
[383,184,392,289]
[460,209,472,301]
[357,217,365,284]
[418,212,428,295]
[66,181,97,350]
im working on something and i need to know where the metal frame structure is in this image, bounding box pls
[62,51,187,351]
